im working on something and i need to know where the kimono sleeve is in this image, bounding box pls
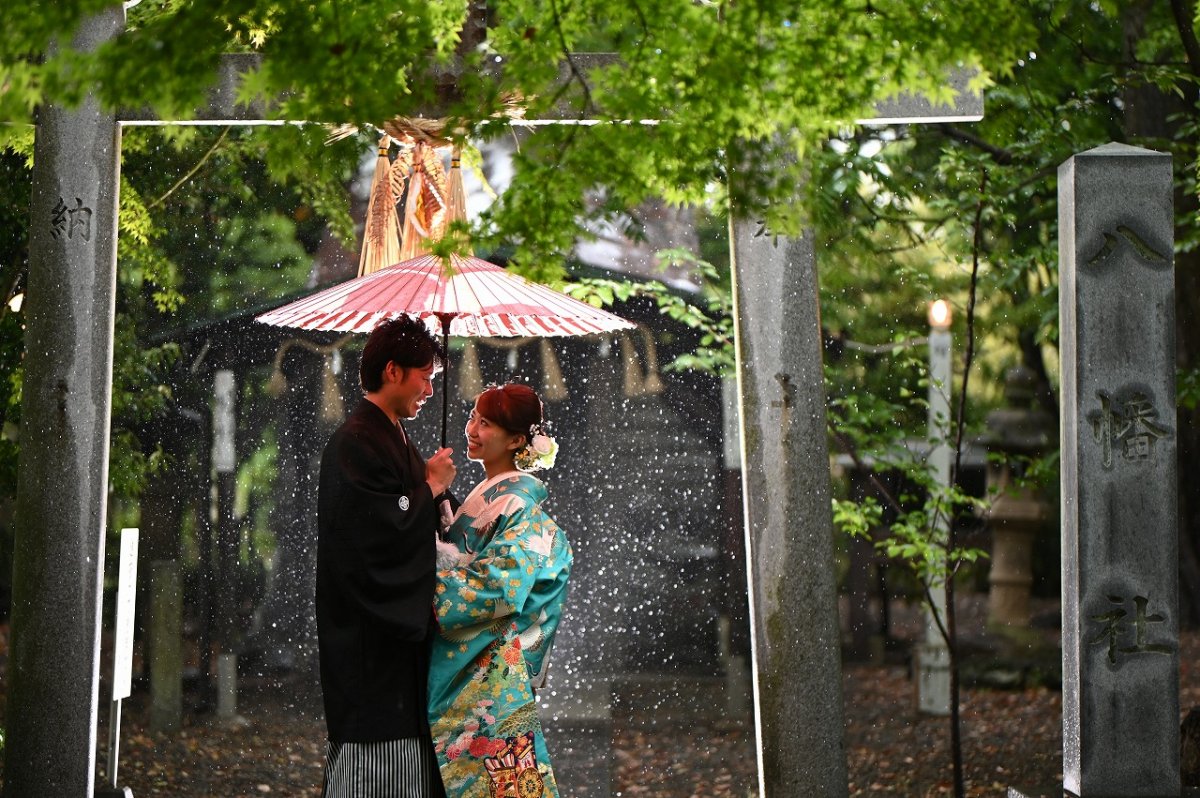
[434,509,538,634]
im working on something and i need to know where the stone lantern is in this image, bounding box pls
[984,365,1054,628]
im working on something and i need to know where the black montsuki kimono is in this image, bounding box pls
[316,398,441,743]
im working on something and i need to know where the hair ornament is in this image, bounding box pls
[514,421,558,473]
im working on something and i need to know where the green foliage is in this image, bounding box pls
[1181,367,1200,411]
[562,247,734,374]
[828,362,990,595]
[818,0,1200,671]
[806,1,1155,422]
[882,480,989,587]
[259,126,359,250]
[829,389,917,454]
[832,496,882,540]
[119,126,334,330]
[1,0,1037,273]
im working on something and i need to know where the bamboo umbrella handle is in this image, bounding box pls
[437,313,453,448]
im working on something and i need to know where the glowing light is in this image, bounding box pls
[927,299,951,330]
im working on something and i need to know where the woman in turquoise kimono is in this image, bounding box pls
[428,383,572,798]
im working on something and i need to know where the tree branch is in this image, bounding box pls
[829,425,905,517]
[148,126,231,210]
[936,124,1015,165]
[1170,0,1200,79]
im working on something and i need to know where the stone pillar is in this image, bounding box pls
[985,366,1052,629]
[3,8,125,797]
[729,219,847,797]
[1059,143,1179,796]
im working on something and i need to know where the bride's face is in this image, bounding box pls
[464,405,524,467]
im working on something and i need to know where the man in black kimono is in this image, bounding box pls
[316,316,457,798]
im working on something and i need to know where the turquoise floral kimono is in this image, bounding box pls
[428,472,572,798]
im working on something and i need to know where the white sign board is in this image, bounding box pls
[111,528,139,701]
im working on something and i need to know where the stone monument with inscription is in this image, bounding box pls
[4,8,124,796]
[1056,142,1180,797]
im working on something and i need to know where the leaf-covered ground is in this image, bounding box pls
[4,600,1199,797]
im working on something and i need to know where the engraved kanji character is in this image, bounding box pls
[50,198,69,240]
[1115,394,1168,461]
[1089,594,1172,665]
[1089,392,1117,468]
[67,198,93,241]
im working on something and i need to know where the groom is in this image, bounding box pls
[316,316,457,797]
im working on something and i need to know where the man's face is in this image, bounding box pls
[386,361,436,420]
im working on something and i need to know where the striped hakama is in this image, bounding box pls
[322,737,445,798]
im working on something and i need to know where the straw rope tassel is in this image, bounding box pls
[447,146,469,247]
[267,346,289,397]
[398,164,426,261]
[402,142,449,259]
[639,326,664,395]
[266,336,353,413]
[320,357,345,422]
[620,333,645,397]
[459,340,484,400]
[539,339,568,402]
[358,135,401,277]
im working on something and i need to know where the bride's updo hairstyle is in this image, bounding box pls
[475,383,543,439]
[477,383,559,473]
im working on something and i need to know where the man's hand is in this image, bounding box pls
[425,448,456,497]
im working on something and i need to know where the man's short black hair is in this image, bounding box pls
[359,316,445,392]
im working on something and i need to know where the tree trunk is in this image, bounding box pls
[1123,0,1200,625]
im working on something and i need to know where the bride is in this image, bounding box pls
[427,382,572,798]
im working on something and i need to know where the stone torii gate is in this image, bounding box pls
[4,6,983,796]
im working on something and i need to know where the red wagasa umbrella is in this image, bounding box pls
[255,252,633,338]
[255,252,635,444]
